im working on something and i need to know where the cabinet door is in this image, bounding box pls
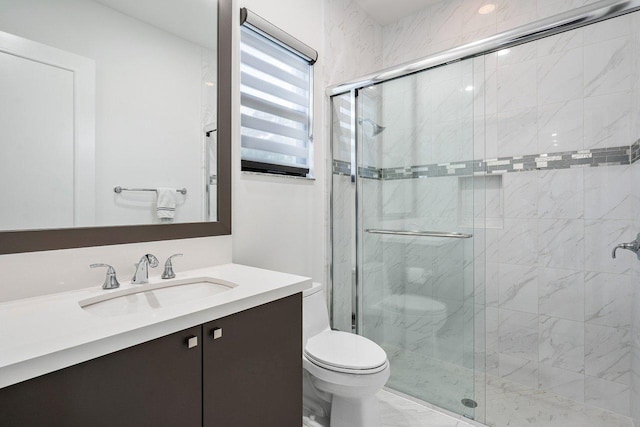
[203,293,302,427]
[0,326,202,427]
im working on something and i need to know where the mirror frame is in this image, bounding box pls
[0,0,232,255]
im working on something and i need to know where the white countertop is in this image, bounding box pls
[0,263,311,389]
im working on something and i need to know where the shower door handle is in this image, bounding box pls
[366,229,473,239]
[611,233,640,259]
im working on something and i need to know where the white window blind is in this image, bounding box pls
[240,22,314,177]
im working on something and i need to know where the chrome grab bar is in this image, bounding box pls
[366,229,473,239]
[114,186,187,195]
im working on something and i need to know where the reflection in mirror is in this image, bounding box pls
[0,0,218,232]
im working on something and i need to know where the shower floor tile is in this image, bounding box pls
[382,343,477,417]
[378,390,474,427]
[378,344,633,427]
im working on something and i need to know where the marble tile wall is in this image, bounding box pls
[380,0,604,69]
[324,0,383,86]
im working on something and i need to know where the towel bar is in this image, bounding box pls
[114,186,187,195]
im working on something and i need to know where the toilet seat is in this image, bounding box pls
[304,330,388,374]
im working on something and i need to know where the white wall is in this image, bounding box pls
[0,0,212,226]
[231,0,327,282]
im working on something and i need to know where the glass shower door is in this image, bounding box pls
[356,58,484,419]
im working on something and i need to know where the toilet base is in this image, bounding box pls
[330,394,380,427]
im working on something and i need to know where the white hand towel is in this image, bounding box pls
[156,188,177,220]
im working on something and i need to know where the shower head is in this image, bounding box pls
[358,118,386,137]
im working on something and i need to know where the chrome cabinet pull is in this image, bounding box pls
[212,327,223,340]
[186,336,198,349]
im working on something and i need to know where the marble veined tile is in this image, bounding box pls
[538,219,584,270]
[503,172,538,219]
[498,353,538,388]
[584,37,633,98]
[498,309,538,362]
[583,14,631,45]
[584,165,634,220]
[583,91,631,150]
[585,376,631,416]
[539,316,585,373]
[538,169,584,220]
[538,364,585,402]
[498,219,538,266]
[497,60,537,113]
[537,100,584,155]
[538,267,584,322]
[585,324,631,384]
[498,263,538,313]
[584,272,632,328]
[537,48,583,106]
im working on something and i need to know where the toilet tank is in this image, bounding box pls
[303,283,331,345]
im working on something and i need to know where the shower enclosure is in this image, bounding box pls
[332,53,486,422]
[330,1,640,426]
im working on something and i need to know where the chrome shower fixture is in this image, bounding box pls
[358,118,386,137]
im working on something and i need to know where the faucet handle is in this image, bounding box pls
[162,253,183,279]
[142,253,159,268]
[90,263,120,290]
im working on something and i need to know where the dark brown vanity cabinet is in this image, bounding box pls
[0,294,302,427]
[0,325,203,426]
[203,292,302,426]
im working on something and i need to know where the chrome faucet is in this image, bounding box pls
[132,254,159,284]
[612,233,640,260]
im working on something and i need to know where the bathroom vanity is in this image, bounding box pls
[0,264,310,426]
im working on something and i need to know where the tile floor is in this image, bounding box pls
[378,390,474,427]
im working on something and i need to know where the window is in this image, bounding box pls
[240,9,316,177]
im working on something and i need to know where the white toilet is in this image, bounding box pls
[302,283,390,427]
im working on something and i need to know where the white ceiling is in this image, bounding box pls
[353,0,442,25]
[93,0,217,50]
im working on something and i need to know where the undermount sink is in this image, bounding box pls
[79,277,236,317]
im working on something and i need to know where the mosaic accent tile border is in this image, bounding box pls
[332,159,352,176]
[631,139,640,164]
[359,166,380,179]
[334,146,634,180]
[332,160,380,179]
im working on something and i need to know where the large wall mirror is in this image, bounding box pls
[0,0,231,254]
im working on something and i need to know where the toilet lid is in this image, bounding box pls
[381,294,447,315]
[304,330,387,372]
